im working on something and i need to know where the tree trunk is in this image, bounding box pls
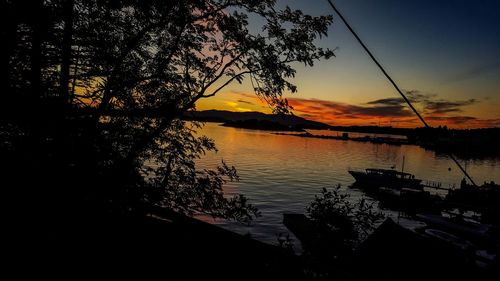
[59,0,74,107]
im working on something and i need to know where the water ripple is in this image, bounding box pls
[194,123,500,246]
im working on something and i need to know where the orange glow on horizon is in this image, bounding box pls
[196,91,499,129]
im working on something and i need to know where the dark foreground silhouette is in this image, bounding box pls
[6,207,302,280]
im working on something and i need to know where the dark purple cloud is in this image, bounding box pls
[366,90,479,115]
[446,61,500,83]
[425,99,477,114]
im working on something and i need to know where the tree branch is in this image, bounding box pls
[202,70,251,98]
[198,51,246,96]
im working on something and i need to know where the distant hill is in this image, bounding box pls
[221,119,305,132]
[183,110,330,130]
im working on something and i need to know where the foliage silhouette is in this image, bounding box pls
[307,185,384,246]
[2,0,334,225]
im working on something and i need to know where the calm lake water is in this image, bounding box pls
[195,122,500,247]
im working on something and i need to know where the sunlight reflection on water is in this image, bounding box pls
[194,123,500,249]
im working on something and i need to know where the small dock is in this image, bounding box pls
[283,214,318,247]
[283,213,342,254]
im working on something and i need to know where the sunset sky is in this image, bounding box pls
[196,0,500,128]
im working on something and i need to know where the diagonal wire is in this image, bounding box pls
[325,0,477,186]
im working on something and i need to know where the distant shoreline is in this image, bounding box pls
[221,119,305,132]
[185,110,500,159]
[274,132,410,146]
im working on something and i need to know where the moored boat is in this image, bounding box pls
[349,168,423,190]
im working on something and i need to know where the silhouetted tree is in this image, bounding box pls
[303,185,384,277]
[307,185,384,246]
[2,0,334,225]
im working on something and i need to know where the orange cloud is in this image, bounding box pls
[285,94,496,128]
